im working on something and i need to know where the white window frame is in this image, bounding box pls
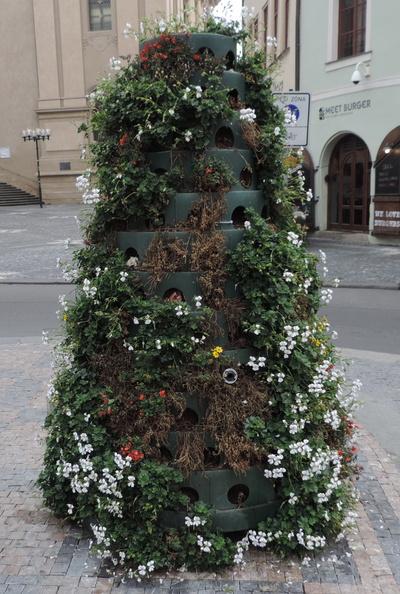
[326,0,372,70]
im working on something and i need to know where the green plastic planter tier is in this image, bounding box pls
[118,33,279,532]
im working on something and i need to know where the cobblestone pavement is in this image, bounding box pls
[1,341,400,593]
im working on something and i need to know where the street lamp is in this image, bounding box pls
[22,128,51,208]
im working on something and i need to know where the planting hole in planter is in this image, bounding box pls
[125,247,140,267]
[180,487,199,506]
[226,51,235,70]
[204,447,221,468]
[163,288,185,302]
[145,215,165,229]
[199,46,214,56]
[215,126,234,149]
[240,167,252,189]
[232,206,247,228]
[180,407,199,427]
[227,484,250,505]
[159,446,173,462]
[227,88,239,107]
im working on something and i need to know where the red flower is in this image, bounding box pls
[205,168,212,174]
[172,37,176,44]
[352,446,358,452]
[139,394,145,401]
[159,390,166,398]
[119,133,128,146]
[338,450,343,456]
[194,54,201,61]
[141,56,148,62]
[128,449,144,462]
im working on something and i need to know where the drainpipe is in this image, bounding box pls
[295,0,301,90]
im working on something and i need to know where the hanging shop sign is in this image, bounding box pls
[375,147,400,195]
[273,92,310,146]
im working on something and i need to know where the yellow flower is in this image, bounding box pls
[211,346,223,358]
[63,314,67,322]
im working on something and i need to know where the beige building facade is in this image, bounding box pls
[0,0,213,204]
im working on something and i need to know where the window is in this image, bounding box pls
[274,0,279,38]
[338,0,366,58]
[89,0,111,31]
[263,3,269,48]
[253,17,259,44]
[285,0,289,49]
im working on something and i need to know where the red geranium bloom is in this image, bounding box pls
[139,394,145,401]
[159,390,166,398]
[194,54,201,61]
[128,450,144,462]
[119,133,128,146]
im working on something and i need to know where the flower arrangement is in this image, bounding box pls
[38,8,361,577]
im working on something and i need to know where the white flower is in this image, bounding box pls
[183,87,191,100]
[155,339,161,350]
[184,130,192,142]
[244,221,251,229]
[144,315,151,325]
[123,23,132,38]
[119,271,128,282]
[239,108,256,122]
[274,127,280,136]
[306,188,313,201]
[195,86,202,98]
[168,108,175,115]
[109,57,122,71]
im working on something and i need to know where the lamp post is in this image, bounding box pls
[22,128,51,208]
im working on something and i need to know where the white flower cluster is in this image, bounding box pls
[266,372,285,383]
[123,22,132,38]
[76,174,90,191]
[194,295,202,308]
[119,271,128,283]
[320,288,333,305]
[83,188,100,204]
[82,278,97,298]
[283,270,294,283]
[266,35,277,48]
[109,57,122,71]
[301,447,338,481]
[323,408,341,430]
[279,324,300,358]
[247,356,266,371]
[239,108,257,122]
[197,535,212,553]
[191,335,206,345]
[136,560,155,580]
[264,449,286,479]
[296,529,326,551]
[56,294,69,320]
[175,304,189,317]
[287,231,303,247]
[184,515,207,527]
[289,439,312,457]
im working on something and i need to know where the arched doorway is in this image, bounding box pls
[328,134,371,231]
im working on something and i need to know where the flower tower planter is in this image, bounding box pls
[38,17,361,575]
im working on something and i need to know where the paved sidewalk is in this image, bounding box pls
[1,341,400,593]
